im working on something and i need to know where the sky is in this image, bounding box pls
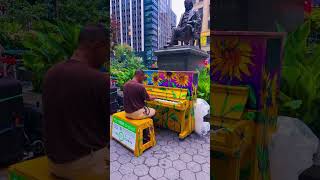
[171,0,185,26]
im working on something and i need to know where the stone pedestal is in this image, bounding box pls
[154,46,209,71]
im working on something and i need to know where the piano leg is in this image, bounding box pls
[179,111,189,139]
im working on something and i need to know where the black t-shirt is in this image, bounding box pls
[42,59,109,164]
[123,80,150,113]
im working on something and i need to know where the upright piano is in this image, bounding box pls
[143,70,198,139]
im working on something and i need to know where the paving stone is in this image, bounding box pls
[202,163,210,174]
[195,139,206,145]
[122,173,138,180]
[139,175,154,180]
[153,150,167,159]
[190,143,203,150]
[157,177,168,180]
[111,152,119,161]
[116,148,129,156]
[172,160,187,171]
[110,139,116,145]
[196,171,210,180]
[118,154,132,164]
[134,164,149,176]
[198,149,210,157]
[202,144,210,151]
[149,166,164,179]
[110,145,117,153]
[173,146,185,154]
[164,167,179,180]
[167,152,179,161]
[111,171,123,180]
[167,140,179,147]
[131,156,145,166]
[159,158,172,169]
[111,161,121,172]
[187,162,201,173]
[158,140,167,146]
[193,155,207,164]
[161,145,173,153]
[145,157,158,167]
[141,149,153,158]
[179,141,191,148]
[180,153,192,163]
[151,145,161,151]
[180,169,196,180]
[185,148,197,156]
[119,163,135,175]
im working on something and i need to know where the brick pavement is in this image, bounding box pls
[110,128,210,180]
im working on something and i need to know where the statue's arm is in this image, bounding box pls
[187,11,201,26]
[194,11,201,25]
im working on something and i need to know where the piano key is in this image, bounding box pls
[154,98,179,105]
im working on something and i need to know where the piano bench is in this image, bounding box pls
[8,156,104,180]
[111,111,156,157]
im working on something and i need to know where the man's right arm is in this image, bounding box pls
[143,87,155,101]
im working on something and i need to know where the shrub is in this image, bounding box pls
[111,45,145,89]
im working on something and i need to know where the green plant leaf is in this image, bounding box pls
[283,100,302,110]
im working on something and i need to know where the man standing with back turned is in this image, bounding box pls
[42,24,108,179]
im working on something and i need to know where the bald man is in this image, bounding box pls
[123,70,156,119]
[42,24,108,179]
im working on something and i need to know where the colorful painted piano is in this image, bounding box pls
[143,70,198,139]
[211,31,285,180]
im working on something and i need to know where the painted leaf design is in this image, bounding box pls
[170,113,178,122]
[172,91,177,98]
[229,104,245,113]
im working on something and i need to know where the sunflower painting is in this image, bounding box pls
[212,38,254,81]
[143,70,198,98]
[164,71,176,81]
[174,73,189,87]
[151,72,161,86]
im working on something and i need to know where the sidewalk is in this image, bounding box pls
[110,128,210,180]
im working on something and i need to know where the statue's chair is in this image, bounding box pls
[179,23,202,49]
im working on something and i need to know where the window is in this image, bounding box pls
[199,8,203,19]
[208,20,210,28]
[206,36,210,45]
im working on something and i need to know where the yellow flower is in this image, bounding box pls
[212,38,254,80]
[175,73,189,87]
[151,73,160,85]
[164,71,176,81]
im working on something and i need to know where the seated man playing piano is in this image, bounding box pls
[123,69,156,119]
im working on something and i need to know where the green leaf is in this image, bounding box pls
[229,104,245,113]
[283,100,302,110]
[172,91,177,98]
[170,113,178,122]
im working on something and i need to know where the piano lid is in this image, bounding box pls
[143,70,198,97]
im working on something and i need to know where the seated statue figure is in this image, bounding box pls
[167,0,202,48]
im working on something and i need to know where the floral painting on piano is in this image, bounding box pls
[143,70,198,98]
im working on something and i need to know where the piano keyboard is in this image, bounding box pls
[154,98,179,105]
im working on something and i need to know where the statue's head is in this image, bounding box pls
[184,0,193,11]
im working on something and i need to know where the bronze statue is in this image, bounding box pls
[166,0,202,48]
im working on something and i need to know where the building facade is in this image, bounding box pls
[111,0,175,67]
[193,0,210,53]
[111,0,144,52]
[158,0,176,49]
